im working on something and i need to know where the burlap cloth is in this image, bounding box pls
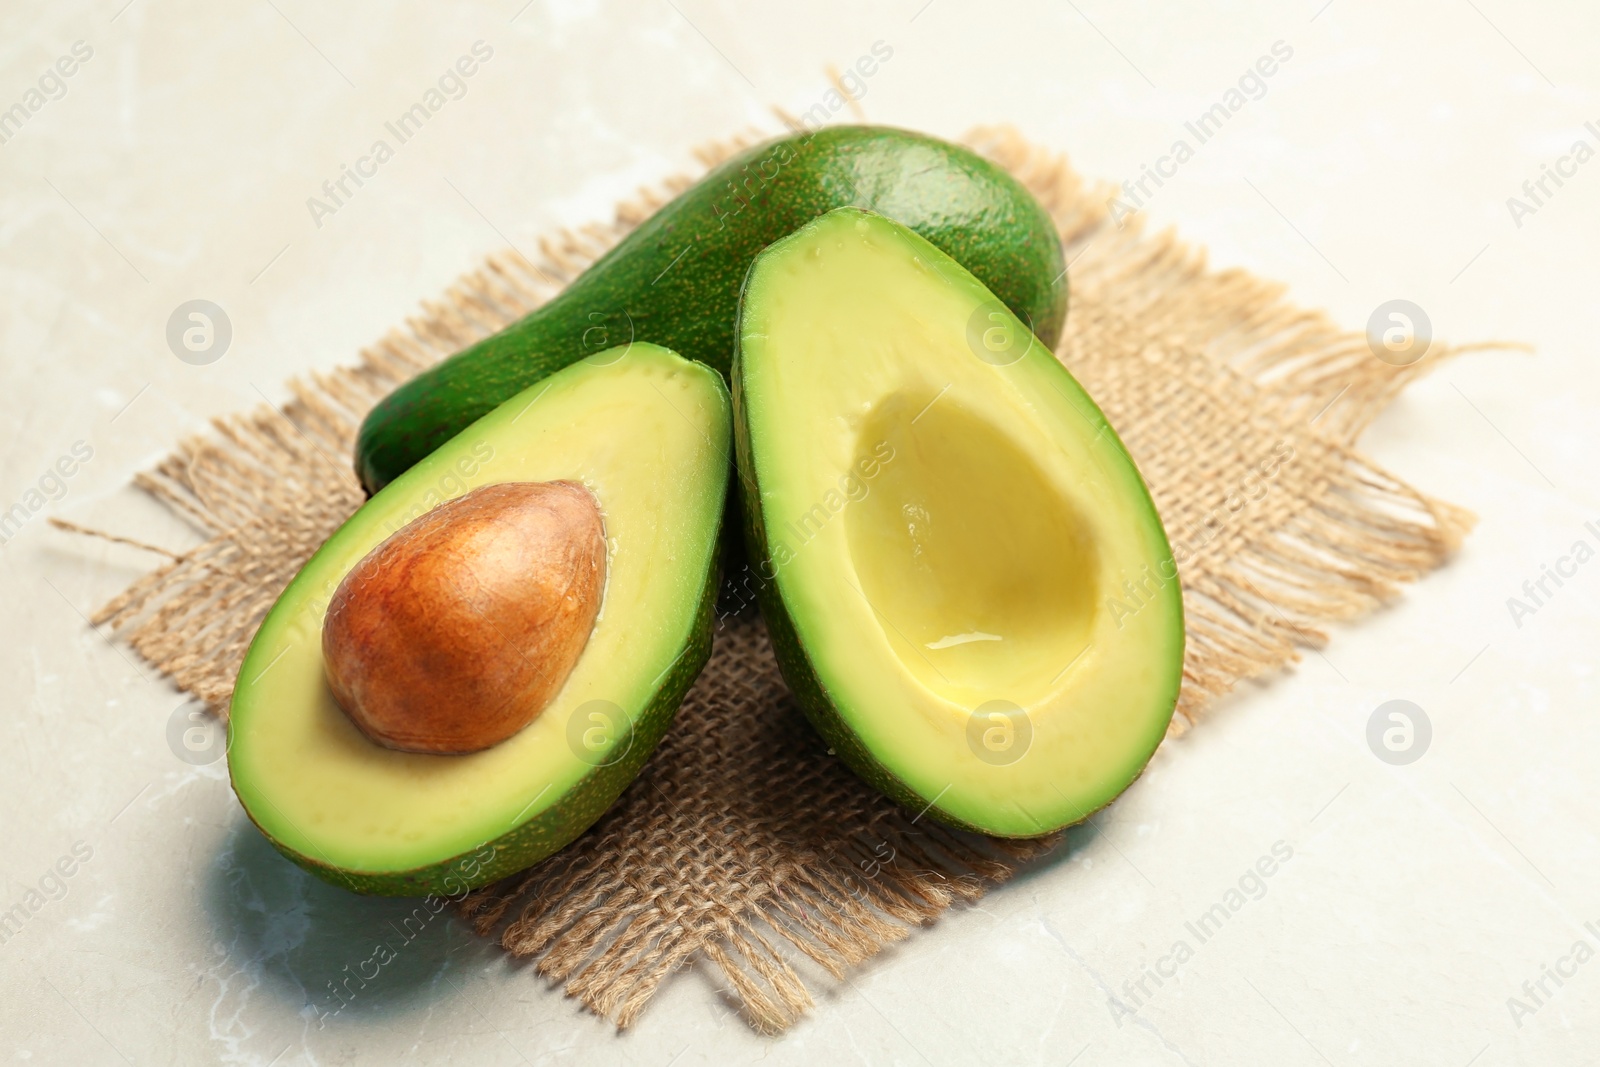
[78,126,1478,1033]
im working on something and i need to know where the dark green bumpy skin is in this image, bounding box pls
[355,126,1067,493]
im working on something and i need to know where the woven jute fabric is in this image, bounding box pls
[79,125,1476,1033]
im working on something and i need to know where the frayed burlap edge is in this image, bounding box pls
[963,128,1480,728]
[66,122,1484,1033]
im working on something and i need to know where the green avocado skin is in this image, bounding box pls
[237,536,721,898]
[356,125,1067,493]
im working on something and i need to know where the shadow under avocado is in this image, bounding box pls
[1005,818,1098,890]
[201,813,499,1025]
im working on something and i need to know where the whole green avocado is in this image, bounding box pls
[355,125,1067,493]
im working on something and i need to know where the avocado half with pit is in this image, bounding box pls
[227,343,729,895]
[733,209,1184,837]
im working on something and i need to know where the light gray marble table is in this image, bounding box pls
[3,1,1597,1063]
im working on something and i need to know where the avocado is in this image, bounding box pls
[356,125,1067,494]
[733,209,1184,837]
[227,343,730,896]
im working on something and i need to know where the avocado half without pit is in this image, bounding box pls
[734,208,1185,838]
[227,344,730,896]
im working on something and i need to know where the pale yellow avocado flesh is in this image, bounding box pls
[738,210,1184,836]
[228,345,728,879]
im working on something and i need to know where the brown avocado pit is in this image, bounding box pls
[321,480,606,755]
